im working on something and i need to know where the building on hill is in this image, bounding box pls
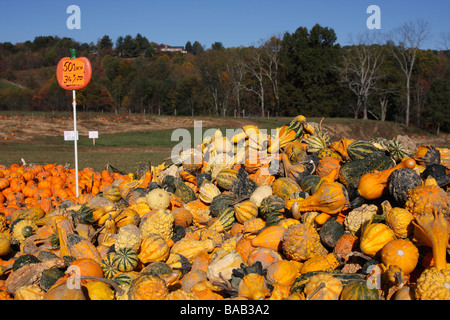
[155,44,187,54]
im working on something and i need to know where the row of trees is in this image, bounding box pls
[0,20,448,133]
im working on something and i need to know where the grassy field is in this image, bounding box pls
[0,112,448,174]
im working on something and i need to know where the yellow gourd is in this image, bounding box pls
[83,281,115,300]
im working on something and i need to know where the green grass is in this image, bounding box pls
[1,131,178,173]
[0,79,20,90]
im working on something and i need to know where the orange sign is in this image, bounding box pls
[56,57,92,90]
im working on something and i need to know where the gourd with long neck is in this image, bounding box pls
[409,177,449,272]
[357,158,416,200]
[286,170,349,220]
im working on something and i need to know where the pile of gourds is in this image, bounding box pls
[0,115,449,300]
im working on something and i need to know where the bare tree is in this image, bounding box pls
[242,46,266,117]
[227,47,246,117]
[389,19,430,127]
[260,35,282,117]
[439,31,450,50]
[377,85,397,121]
[241,37,282,118]
[338,32,385,119]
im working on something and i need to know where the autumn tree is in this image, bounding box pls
[101,55,136,112]
[196,49,232,116]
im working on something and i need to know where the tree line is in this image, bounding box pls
[0,21,448,133]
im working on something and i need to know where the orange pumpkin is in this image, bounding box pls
[380,239,419,275]
[68,258,104,280]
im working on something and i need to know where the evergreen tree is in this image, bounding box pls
[211,42,224,50]
[185,41,193,53]
[97,35,113,57]
[279,24,342,116]
[192,41,204,55]
[424,78,450,134]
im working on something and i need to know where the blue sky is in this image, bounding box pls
[0,0,448,49]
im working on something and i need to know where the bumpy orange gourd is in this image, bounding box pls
[303,273,343,300]
[128,274,168,300]
[405,176,449,218]
[238,273,272,300]
[282,223,327,262]
[266,260,300,287]
[357,158,416,200]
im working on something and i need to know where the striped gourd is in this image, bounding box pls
[113,272,140,286]
[259,195,285,219]
[340,279,380,300]
[216,168,238,190]
[100,253,120,279]
[388,139,411,163]
[268,115,306,153]
[369,137,390,151]
[347,140,381,160]
[207,206,236,232]
[259,195,286,226]
[437,147,450,168]
[209,193,235,217]
[305,131,330,154]
[198,181,221,204]
[113,247,139,272]
[234,200,259,224]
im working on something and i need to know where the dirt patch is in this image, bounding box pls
[0,114,258,142]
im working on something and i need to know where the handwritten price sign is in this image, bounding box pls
[56,56,92,90]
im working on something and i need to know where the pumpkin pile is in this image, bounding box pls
[0,115,449,300]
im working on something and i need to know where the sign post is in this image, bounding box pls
[89,131,98,146]
[57,49,92,198]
